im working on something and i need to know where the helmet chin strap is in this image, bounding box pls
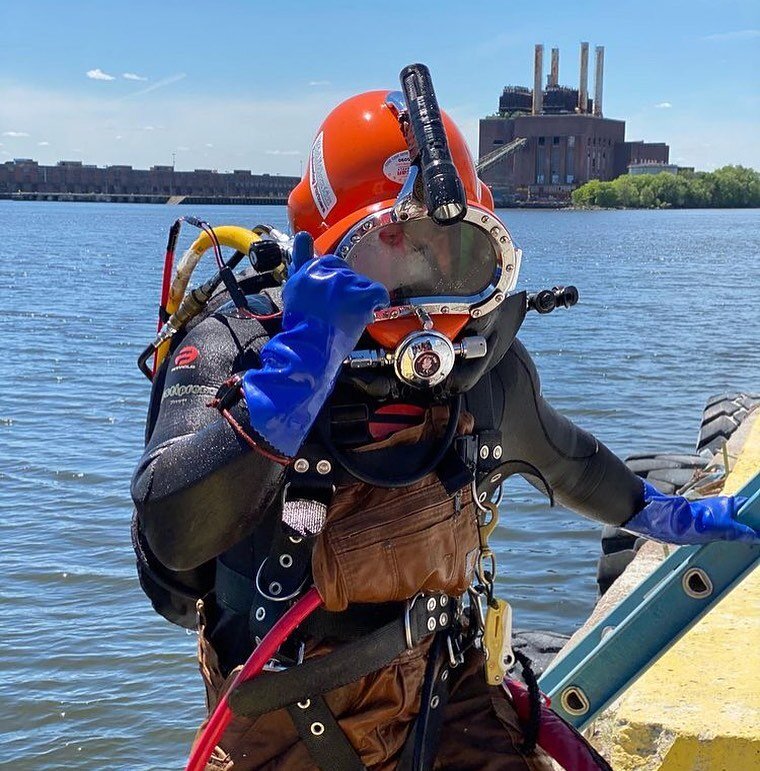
[343,307,488,390]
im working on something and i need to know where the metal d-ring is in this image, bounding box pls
[404,594,422,650]
[472,479,505,514]
[255,557,309,602]
[467,586,487,633]
[476,551,497,592]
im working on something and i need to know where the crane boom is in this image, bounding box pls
[476,137,528,173]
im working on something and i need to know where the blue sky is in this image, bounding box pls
[1,0,758,174]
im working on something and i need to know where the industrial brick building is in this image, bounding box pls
[478,44,670,204]
[0,159,299,203]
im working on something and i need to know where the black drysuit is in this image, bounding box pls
[131,289,642,770]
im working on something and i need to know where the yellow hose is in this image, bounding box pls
[188,225,263,263]
[167,226,263,314]
[156,225,262,367]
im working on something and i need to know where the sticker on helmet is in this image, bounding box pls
[383,151,410,184]
[309,132,337,218]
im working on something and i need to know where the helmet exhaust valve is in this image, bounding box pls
[344,335,487,388]
[394,331,456,388]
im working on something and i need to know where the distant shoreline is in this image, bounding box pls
[4,196,758,211]
[0,192,289,206]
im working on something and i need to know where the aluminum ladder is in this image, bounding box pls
[538,471,760,730]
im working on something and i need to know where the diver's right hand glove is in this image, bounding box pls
[241,232,389,457]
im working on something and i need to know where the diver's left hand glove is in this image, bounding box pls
[623,481,756,545]
[241,232,389,457]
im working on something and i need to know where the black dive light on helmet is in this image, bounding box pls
[399,63,467,226]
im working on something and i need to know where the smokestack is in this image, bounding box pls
[578,42,589,113]
[593,45,604,117]
[549,47,559,87]
[533,43,544,115]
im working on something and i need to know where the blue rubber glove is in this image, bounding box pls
[623,481,756,545]
[241,232,389,457]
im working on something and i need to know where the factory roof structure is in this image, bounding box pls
[478,43,671,205]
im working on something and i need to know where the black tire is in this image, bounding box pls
[596,548,640,596]
[696,393,760,455]
[511,630,570,677]
[622,452,709,495]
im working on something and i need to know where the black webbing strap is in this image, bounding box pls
[287,629,454,771]
[228,593,453,719]
[414,635,451,770]
[215,560,256,616]
[287,695,366,771]
[249,526,313,652]
[301,602,405,641]
[395,632,451,771]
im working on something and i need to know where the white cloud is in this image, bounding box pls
[3,130,29,137]
[142,125,156,131]
[265,149,300,155]
[205,143,214,148]
[37,140,50,146]
[702,29,760,42]
[176,145,190,152]
[655,102,672,109]
[308,80,331,87]
[86,68,115,81]
[119,73,186,100]
[123,72,148,81]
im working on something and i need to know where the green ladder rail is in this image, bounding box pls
[538,471,760,730]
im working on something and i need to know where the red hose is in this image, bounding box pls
[158,246,174,331]
[185,587,324,771]
[153,219,180,375]
[503,680,608,771]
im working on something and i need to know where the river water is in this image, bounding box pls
[1,202,758,769]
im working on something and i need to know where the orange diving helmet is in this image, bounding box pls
[288,66,521,388]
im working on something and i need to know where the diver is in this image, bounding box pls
[131,65,756,771]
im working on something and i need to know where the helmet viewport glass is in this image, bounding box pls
[344,218,498,305]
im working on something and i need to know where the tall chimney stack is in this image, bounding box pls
[533,44,544,115]
[593,45,604,116]
[549,47,559,86]
[578,42,589,113]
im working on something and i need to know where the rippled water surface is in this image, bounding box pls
[1,202,758,768]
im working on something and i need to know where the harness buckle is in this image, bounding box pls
[446,633,465,669]
[262,641,305,672]
[255,556,309,602]
[404,593,421,650]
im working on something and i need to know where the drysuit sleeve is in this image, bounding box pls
[131,306,287,571]
[490,339,645,526]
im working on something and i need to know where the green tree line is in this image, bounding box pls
[571,165,760,208]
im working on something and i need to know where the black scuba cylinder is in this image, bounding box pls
[399,63,467,226]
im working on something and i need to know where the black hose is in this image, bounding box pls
[318,395,463,488]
